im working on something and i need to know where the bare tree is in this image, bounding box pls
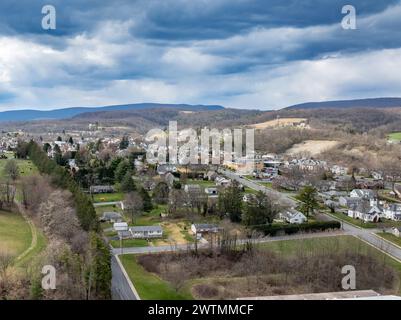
[124,192,143,224]
[3,160,19,181]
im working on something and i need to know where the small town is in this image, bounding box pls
[2,1,401,315]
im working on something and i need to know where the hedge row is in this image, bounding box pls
[25,140,98,231]
[252,220,341,236]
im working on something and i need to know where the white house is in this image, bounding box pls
[279,209,307,224]
[383,204,401,221]
[184,184,202,193]
[191,223,220,235]
[392,227,401,237]
[205,187,218,196]
[347,201,382,223]
[129,226,163,239]
[113,222,128,232]
[350,189,375,199]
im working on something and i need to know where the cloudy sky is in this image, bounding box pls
[1,0,401,111]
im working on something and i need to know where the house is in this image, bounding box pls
[191,223,220,234]
[392,227,401,237]
[347,200,382,223]
[350,189,376,199]
[243,194,256,203]
[394,184,401,199]
[157,164,177,175]
[100,211,122,223]
[279,208,307,224]
[215,176,231,187]
[164,172,176,187]
[383,204,401,221]
[184,184,202,193]
[331,165,348,176]
[90,185,114,194]
[206,171,218,181]
[113,222,128,232]
[129,226,163,239]
[205,187,218,196]
[339,196,362,208]
[120,201,133,211]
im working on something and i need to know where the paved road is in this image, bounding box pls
[219,169,297,207]
[111,255,138,300]
[222,170,401,262]
[323,213,401,262]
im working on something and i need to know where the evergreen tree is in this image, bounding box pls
[139,187,153,212]
[114,160,131,182]
[120,171,136,192]
[296,185,319,217]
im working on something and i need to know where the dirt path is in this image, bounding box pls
[14,203,38,265]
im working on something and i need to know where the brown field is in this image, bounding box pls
[249,118,307,129]
[286,140,339,156]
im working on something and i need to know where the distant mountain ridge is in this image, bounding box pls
[286,97,401,110]
[0,103,224,122]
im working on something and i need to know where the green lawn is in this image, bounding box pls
[110,239,149,248]
[388,132,401,142]
[244,187,259,195]
[377,233,401,248]
[92,192,124,203]
[0,159,38,179]
[120,254,192,300]
[0,211,32,257]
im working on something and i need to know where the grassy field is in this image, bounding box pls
[121,235,401,299]
[92,192,124,203]
[0,211,32,257]
[388,132,401,142]
[120,254,192,300]
[377,233,401,248]
[110,239,149,248]
[0,159,38,179]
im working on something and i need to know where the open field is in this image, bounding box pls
[286,140,339,156]
[120,254,192,300]
[0,211,31,257]
[388,132,401,142]
[92,192,123,203]
[249,118,307,129]
[121,235,401,299]
[0,159,38,179]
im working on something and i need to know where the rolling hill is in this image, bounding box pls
[286,97,401,110]
[0,103,224,122]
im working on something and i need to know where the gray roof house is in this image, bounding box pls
[129,226,163,239]
[350,189,376,199]
[100,211,122,223]
[191,223,221,234]
[348,200,382,223]
[90,185,115,194]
